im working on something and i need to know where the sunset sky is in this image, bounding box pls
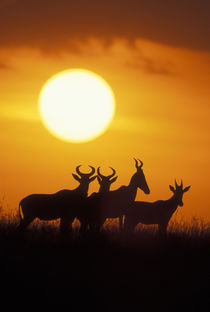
[0,0,210,221]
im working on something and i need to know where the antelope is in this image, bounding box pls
[78,166,118,232]
[97,167,118,192]
[124,180,191,236]
[83,158,150,231]
[18,165,96,232]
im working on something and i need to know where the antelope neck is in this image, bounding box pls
[76,183,89,196]
[127,176,138,201]
[167,194,180,213]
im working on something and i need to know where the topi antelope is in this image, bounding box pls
[78,166,118,232]
[97,167,118,192]
[124,180,190,236]
[83,158,150,231]
[18,165,96,232]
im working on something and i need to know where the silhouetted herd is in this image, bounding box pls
[18,159,190,236]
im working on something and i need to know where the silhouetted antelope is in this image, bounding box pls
[97,167,118,192]
[18,165,96,232]
[83,158,150,231]
[78,166,118,232]
[124,180,190,236]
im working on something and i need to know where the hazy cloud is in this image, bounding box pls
[126,56,174,76]
[0,61,11,70]
[0,0,210,51]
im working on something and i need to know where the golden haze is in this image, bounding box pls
[0,38,209,221]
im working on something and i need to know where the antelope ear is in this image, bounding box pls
[110,176,118,183]
[72,174,81,182]
[183,185,191,192]
[97,176,102,184]
[169,185,175,193]
[89,175,97,182]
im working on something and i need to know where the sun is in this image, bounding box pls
[39,69,115,143]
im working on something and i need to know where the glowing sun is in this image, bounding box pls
[39,69,115,143]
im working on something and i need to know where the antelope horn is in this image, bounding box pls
[134,158,139,169]
[138,159,143,168]
[76,165,95,177]
[97,167,106,179]
[175,179,178,189]
[86,165,95,177]
[97,167,116,180]
[107,167,116,179]
[76,165,82,176]
[134,158,143,169]
[181,180,183,188]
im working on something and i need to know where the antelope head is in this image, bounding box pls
[133,158,150,194]
[169,180,191,206]
[72,165,97,193]
[97,167,118,192]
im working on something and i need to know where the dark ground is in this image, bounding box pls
[0,221,209,311]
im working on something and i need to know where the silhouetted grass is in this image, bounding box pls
[0,215,209,311]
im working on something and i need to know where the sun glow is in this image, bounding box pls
[39,69,115,142]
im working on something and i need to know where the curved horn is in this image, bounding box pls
[97,167,116,180]
[76,165,95,177]
[76,165,82,177]
[134,158,143,169]
[134,158,139,169]
[107,167,116,179]
[180,180,183,188]
[138,159,143,168]
[86,165,95,177]
[175,179,178,189]
[97,167,106,179]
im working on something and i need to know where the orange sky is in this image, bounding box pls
[0,1,210,222]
